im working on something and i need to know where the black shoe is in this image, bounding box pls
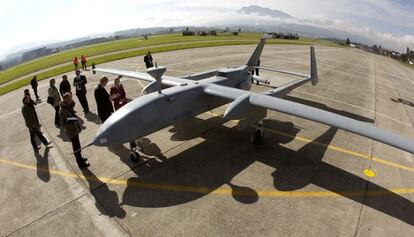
[45,141,53,148]
[34,146,41,153]
[78,162,90,169]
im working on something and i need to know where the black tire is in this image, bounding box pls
[130,151,141,163]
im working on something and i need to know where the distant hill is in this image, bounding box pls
[237,5,293,19]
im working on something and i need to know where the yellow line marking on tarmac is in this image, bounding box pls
[207,112,414,173]
[1,158,414,198]
[1,112,413,199]
[263,126,414,173]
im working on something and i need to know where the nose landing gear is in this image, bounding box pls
[129,140,143,163]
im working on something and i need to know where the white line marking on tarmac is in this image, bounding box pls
[392,62,414,86]
[294,90,413,128]
[0,101,47,120]
[134,65,146,88]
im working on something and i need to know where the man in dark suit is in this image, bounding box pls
[59,75,71,97]
[94,77,114,123]
[144,51,154,68]
[21,89,52,153]
[73,69,89,113]
[30,75,40,100]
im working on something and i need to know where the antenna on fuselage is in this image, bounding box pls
[147,66,166,94]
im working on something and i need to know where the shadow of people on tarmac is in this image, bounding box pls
[57,128,70,142]
[81,168,126,218]
[84,112,101,125]
[35,147,50,182]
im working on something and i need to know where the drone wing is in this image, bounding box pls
[93,68,190,87]
[203,83,414,154]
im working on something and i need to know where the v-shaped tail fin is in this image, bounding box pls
[246,35,267,67]
[310,46,318,86]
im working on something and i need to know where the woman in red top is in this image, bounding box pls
[110,76,143,163]
[110,76,127,110]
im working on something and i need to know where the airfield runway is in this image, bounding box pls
[1,44,414,237]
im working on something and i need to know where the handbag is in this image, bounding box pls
[67,107,82,130]
[47,96,54,105]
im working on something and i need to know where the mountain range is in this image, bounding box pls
[1,5,379,63]
[237,5,293,18]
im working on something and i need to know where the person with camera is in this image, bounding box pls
[60,93,90,168]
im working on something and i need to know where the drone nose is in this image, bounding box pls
[93,136,108,146]
[93,121,113,146]
[92,130,109,146]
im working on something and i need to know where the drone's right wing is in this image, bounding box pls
[204,84,414,154]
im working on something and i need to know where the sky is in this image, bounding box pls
[0,0,414,58]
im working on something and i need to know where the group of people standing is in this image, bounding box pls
[23,70,91,168]
[73,55,88,70]
[22,51,157,169]
[94,76,141,161]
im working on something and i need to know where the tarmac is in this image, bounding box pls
[0,44,413,237]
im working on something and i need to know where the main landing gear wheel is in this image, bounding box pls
[130,151,141,163]
[250,120,264,145]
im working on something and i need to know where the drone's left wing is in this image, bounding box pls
[94,68,189,87]
[203,84,414,154]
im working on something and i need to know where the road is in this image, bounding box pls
[0,44,413,236]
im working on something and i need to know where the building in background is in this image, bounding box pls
[21,47,55,62]
[182,27,195,36]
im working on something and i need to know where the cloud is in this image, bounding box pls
[1,0,414,58]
